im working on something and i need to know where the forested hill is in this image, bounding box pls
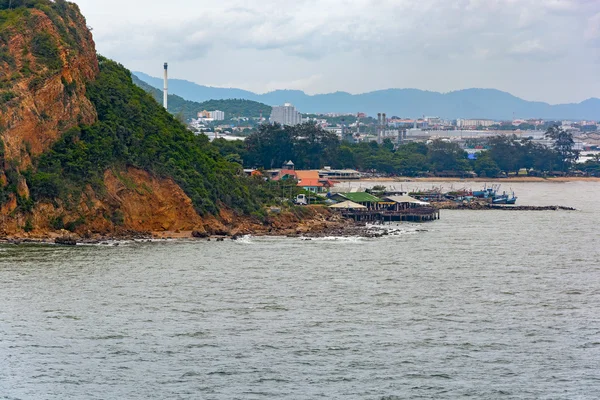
[0,0,269,236]
[132,74,271,121]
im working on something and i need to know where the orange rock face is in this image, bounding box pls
[0,7,98,163]
[103,168,204,232]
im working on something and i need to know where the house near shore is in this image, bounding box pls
[269,161,335,193]
[329,200,366,210]
[267,161,360,184]
[295,170,334,193]
[330,192,384,210]
[331,192,432,212]
[383,195,431,211]
[318,167,361,180]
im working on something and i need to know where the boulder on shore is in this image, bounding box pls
[55,236,77,246]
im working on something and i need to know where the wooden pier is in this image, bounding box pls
[337,207,440,223]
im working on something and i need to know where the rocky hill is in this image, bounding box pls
[0,1,279,238]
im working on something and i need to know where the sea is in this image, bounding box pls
[1,181,599,399]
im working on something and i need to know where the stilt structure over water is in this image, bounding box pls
[337,208,440,223]
[329,192,440,223]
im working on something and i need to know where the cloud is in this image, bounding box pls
[90,0,594,62]
[78,0,600,103]
[508,39,559,61]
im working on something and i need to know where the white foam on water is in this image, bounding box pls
[303,236,366,243]
[234,235,254,244]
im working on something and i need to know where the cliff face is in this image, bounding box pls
[0,3,98,163]
[6,167,204,237]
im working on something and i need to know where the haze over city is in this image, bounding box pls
[76,0,600,104]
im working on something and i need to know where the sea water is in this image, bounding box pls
[1,181,599,399]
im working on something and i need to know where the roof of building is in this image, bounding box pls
[384,195,430,205]
[319,169,361,174]
[296,170,320,180]
[272,170,297,181]
[329,201,367,209]
[336,192,382,203]
[297,179,324,188]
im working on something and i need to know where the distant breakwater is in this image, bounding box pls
[437,201,576,211]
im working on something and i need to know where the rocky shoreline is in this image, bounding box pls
[0,207,374,245]
[0,202,578,246]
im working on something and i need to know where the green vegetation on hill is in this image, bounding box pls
[132,74,271,122]
[198,99,271,120]
[26,57,267,215]
[0,0,46,10]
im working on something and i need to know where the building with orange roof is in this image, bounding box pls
[296,170,333,193]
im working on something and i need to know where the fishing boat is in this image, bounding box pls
[473,184,500,199]
[492,191,517,205]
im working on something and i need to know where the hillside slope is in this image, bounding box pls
[134,71,600,120]
[132,74,271,121]
[0,1,268,238]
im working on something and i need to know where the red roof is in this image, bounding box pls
[297,179,324,188]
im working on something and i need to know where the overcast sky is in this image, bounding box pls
[75,0,600,104]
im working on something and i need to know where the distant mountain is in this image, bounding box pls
[132,74,271,121]
[134,71,600,120]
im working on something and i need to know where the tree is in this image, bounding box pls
[473,152,501,177]
[427,140,469,173]
[487,135,523,173]
[244,123,294,169]
[545,125,579,172]
[292,123,340,169]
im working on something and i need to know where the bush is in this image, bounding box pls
[0,90,15,102]
[49,215,64,230]
[27,171,63,200]
[30,32,62,71]
[65,216,84,232]
[23,217,33,232]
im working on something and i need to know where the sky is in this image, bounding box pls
[75,0,600,104]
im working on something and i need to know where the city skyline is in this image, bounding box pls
[76,0,600,104]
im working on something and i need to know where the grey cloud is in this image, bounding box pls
[79,0,599,102]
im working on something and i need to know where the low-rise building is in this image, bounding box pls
[457,119,496,128]
[318,168,361,180]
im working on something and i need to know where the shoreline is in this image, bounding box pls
[0,223,376,246]
[0,192,581,245]
[354,176,600,183]
[0,202,578,245]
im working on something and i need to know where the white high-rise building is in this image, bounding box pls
[209,110,225,121]
[270,103,302,126]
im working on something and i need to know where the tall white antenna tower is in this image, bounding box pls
[163,62,168,110]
